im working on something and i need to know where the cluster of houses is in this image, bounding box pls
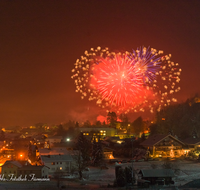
[0,124,200,181]
[0,126,118,180]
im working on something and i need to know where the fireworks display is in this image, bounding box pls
[71,46,181,114]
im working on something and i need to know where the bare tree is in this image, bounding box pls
[71,150,88,180]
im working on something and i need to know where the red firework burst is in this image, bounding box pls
[71,46,181,114]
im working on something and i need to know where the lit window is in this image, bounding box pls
[60,167,62,170]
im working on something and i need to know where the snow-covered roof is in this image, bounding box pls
[38,147,70,155]
[3,160,22,168]
[139,169,175,177]
[140,134,185,147]
[41,154,73,163]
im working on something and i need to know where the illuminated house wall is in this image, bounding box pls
[79,127,117,139]
[141,134,185,157]
[40,154,73,174]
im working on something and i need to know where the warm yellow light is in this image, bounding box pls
[117,141,123,144]
[109,155,114,159]
[20,154,23,157]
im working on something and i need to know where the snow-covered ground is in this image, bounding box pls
[1,159,200,189]
[83,159,200,187]
[59,158,200,189]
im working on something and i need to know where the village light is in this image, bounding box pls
[109,155,114,159]
[66,138,70,142]
[117,141,123,144]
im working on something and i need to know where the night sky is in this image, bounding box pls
[0,0,200,127]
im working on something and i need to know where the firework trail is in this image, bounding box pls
[71,46,181,114]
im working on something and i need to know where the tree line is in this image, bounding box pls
[150,95,200,139]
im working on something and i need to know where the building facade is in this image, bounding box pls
[141,134,185,157]
[1,161,49,180]
[40,154,73,175]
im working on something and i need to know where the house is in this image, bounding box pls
[103,147,114,159]
[138,169,175,185]
[38,147,70,157]
[140,134,185,157]
[115,132,134,140]
[32,134,46,147]
[46,136,63,146]
[1,148,15,160]
[1,161,22,179]
[79,127,117,140]
[20,128,38,137]
[40,154,73,175]
[18,165,49,179]
[1,160,49,180]
[104,136,122,143]
[2,127,15,133]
